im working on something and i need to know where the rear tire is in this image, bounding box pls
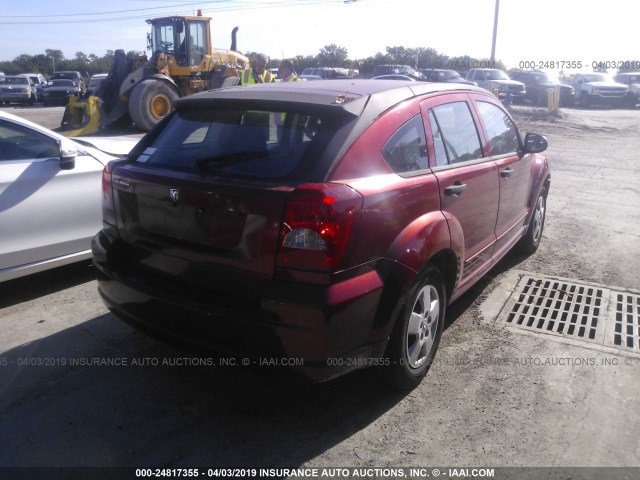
[129,79,179,131]
[385,266,446,390]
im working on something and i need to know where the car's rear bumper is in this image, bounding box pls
[92,230,392,382]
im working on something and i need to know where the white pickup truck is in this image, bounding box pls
[572,72,628,107]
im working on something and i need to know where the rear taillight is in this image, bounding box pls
[277,184,362,271]
[101,162,117,229]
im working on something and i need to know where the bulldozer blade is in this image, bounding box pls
[61,96,102,137]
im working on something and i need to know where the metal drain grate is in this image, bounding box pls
[611,292,640,350]
[503,276,608,345]
[499,274,640,354]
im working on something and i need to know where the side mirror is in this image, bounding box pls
[59,139,78,170]
[522,133,548,154]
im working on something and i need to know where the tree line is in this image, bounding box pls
[0,45,508,80]
[5,44,636,80]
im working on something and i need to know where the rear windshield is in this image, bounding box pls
[132,106,349,181]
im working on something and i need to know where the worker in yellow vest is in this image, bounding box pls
[275,59,302,141]
[278,59,301,83]
[240,53,275,85]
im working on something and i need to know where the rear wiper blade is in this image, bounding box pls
[196,151,268,172]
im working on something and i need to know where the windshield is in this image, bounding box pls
[153,20,177,53]
[485,70,510,80]
[583,73,614,83]
[132,106,350,181]
[532,73,550,82]
[5,77,28,85]
[441,70,461,80]
[89,77,106,87]
[53,72,78,80]
[50,79,75,87]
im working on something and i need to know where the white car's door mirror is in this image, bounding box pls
[60,139,78,170]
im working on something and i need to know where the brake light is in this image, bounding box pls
[277,184,362,271]
[101,162,117,229]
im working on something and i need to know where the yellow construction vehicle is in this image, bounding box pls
[62,11,248,136]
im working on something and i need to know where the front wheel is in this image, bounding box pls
[385,266,446,390]
[518,188,547,254]
[129,79,179,132]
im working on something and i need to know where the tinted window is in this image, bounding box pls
[476,101,520,156]
[429,102,483,165]
[133,107,347,181]
[381,115,429,173]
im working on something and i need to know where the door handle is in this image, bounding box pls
[500,167,514,178]
[444,182,467,196]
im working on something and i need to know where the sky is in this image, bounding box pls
[2,0,637,73]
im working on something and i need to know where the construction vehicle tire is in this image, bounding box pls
[129,79,179,131]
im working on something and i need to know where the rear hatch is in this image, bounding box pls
[107,103,356,302]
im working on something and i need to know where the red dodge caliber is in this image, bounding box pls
[92,80,550,389]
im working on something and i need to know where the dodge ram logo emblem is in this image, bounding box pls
[169,188,180,202]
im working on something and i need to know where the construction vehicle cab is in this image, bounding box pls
[62,12,248,136]
[150,16,208,70]
[147,14,246,84]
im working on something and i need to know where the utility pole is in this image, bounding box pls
[490,0,500,63]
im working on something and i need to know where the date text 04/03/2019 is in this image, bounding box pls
[517,60,640,71]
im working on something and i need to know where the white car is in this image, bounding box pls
[87,73,109,96]
[572,72,629,107]
[0,111,139,282]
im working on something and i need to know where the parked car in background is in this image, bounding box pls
[510,70,575,107]
[613,72,640,107]
[419,69,477,86]
[0,111,138,282]
[87,73,108,96]
[466,68,526,102]
[42,79,83,106]
[0,76,37,105]
[572,72,628,107]
[299,67,353,79]
[298,75,323,81]
[93,80,550,389]
[372,74,419,81]
[50,71,86,95]
[20,73,47,102]
[372,65,425,80]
